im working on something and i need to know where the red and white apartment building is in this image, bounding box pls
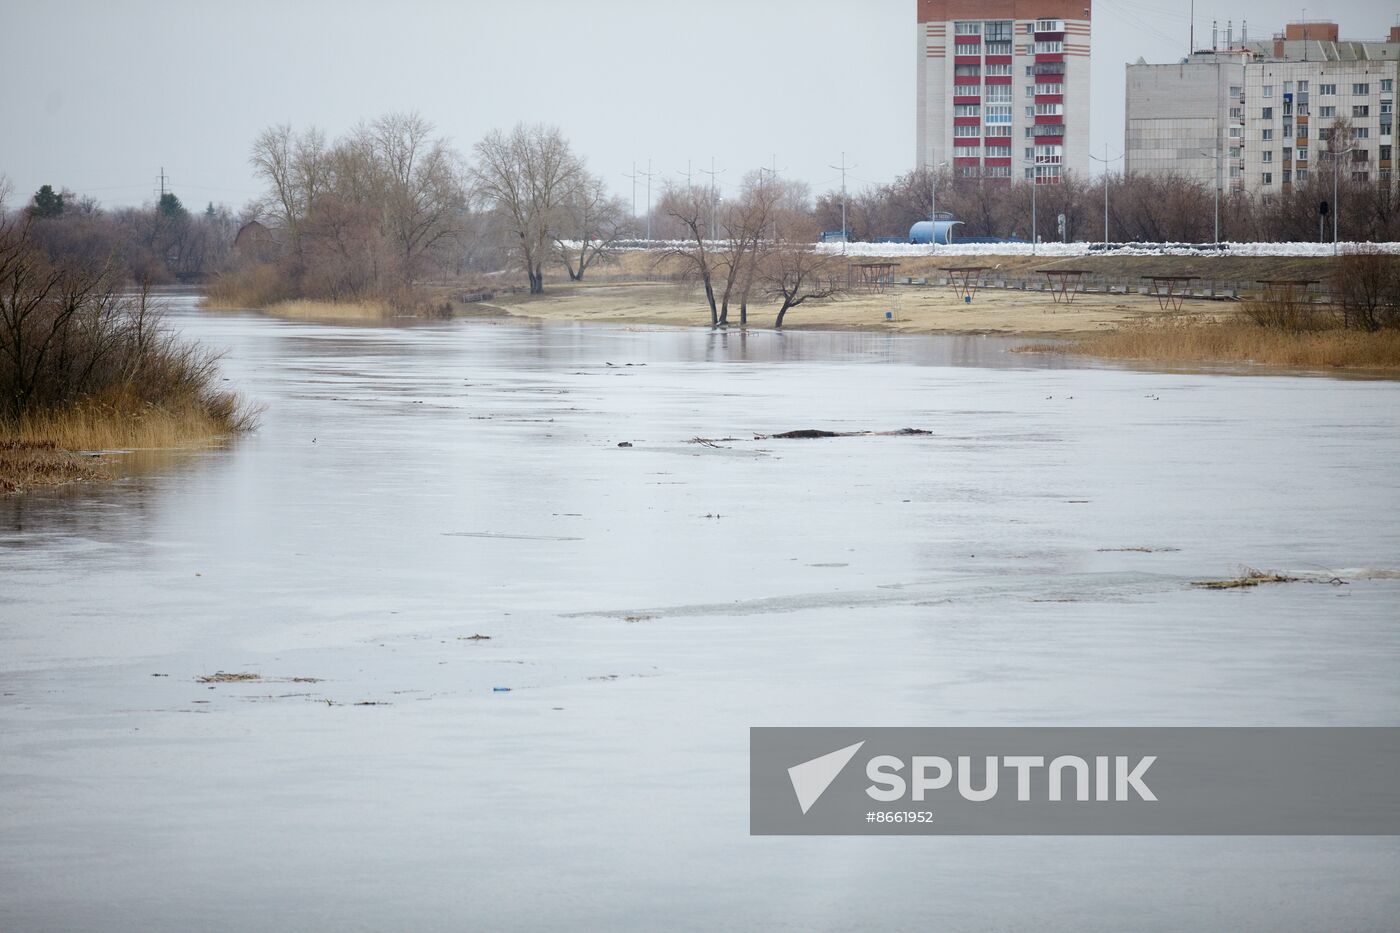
[917,0,1091,182]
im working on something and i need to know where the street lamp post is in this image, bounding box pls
[1198,148,1222,244]
[1332,146,1359,255]
[1021,156,1045,255]
[1088,144,1123,244]
[928,155,947,255]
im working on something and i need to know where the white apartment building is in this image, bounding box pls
[1244,60,1396,191]
[1125,22,1400,195]
[1125,51,1248,192]
[916,0,1091,183]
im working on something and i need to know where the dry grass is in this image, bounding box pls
[261,298,398,321]
[0,441,108,494]
[1,393,256,494]
[1041,317,1400,372]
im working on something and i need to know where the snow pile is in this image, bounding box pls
[811,241,1400,258]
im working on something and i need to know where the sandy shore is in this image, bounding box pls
[482,280,1205,336]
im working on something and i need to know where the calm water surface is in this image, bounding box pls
[2,295,1398,931]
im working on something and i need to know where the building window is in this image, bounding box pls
[954,21,981,35]
[985,20,1013,41]
[1261,107,1273,119]
[1381,145,1393,160]
[1262,150,1273,163]
[1297,147,1308,162]
[985,165,1011,177]
[955,84,980,96]
[1230,107,1243,119]
[1353,83,1370,95]
[1382,101,1393,115]
[1033,83,1063,95]
[985,41,1012,55]
[985,105,1011,123]
[1353,105,1371,117]
[986,125,1011,137]
[1229,126,1242,138]
[1034,102,1063,115]
[986,86,1012,102]
[1262,172,1272,184]
[1283,170,1292,183]
[1320,84,1336,95]
[1032,40,1063,54]
[1298,168,1308,180]
[1351,171,1369,182]
[954,43,980,55]
[986,144,1011,157]
[954,64,981,76]
[1352,127,1370,139]
[1230,85,1242,97]
[1024,85,1036,97]
[1035,18,1064,31]
[1319,105,1335,118]
[954,124,981,137]
[1262,85,1273,98]
[1262,128,1274,140]
[1383,79,1395,93]
[954,104,981,117]
[1283,147,1292,161]
[1298,81,1309,92]
[953,145,980,157]
[986,63,1012,75]
[1284,120,1293,138]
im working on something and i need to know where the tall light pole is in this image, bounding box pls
[1088,144,1122,244]
[1332,145,1359,254]
[1198,149,1222,243]
[1021,156,1045,255]
[829,152,854,254]
[639,159,657,242]
[927,154,947,254]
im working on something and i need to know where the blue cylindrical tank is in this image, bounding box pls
[908,219,960,245]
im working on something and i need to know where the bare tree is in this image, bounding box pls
[658,184,719,325]
[362,112,466,285]
[552,174,629,281]
[472,124,584,294]
[758,240,845,329]
[248,124,330,258]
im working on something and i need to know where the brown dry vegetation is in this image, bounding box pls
[1,219,255,493]
[1055,320,1400,372]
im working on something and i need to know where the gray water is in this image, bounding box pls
[2,296,1398,931]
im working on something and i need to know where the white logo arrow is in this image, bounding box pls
[788,741,866,814]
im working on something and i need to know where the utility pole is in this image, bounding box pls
[623,162,638,226]
[158,166,168,200]
[700,157,723,242]
[829,152,854,254]
[1088,144,1122,243]
[638,159,657,242]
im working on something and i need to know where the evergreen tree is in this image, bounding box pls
[29,184,64,218]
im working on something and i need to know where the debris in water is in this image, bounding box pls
[1192,568,1300,589]
[492,686,511,692]
[460,633,492,640]
[1098,547,1181,553]
[760,428,932,440]
[196,672,261,683]
[617,441,633,447]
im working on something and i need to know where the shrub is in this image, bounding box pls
[1332,248,1400,332]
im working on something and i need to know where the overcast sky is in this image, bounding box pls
[2,0,1395,211]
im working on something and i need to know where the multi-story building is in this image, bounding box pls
[1126,22,1400,194]
[916,0,1092,183]
[1125,50,1249,193]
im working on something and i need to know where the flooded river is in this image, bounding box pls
[3,295,1398,931]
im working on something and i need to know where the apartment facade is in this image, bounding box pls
[1125,23,1400,195]
[916,0,1092,183]
[1125,52,1248,192]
